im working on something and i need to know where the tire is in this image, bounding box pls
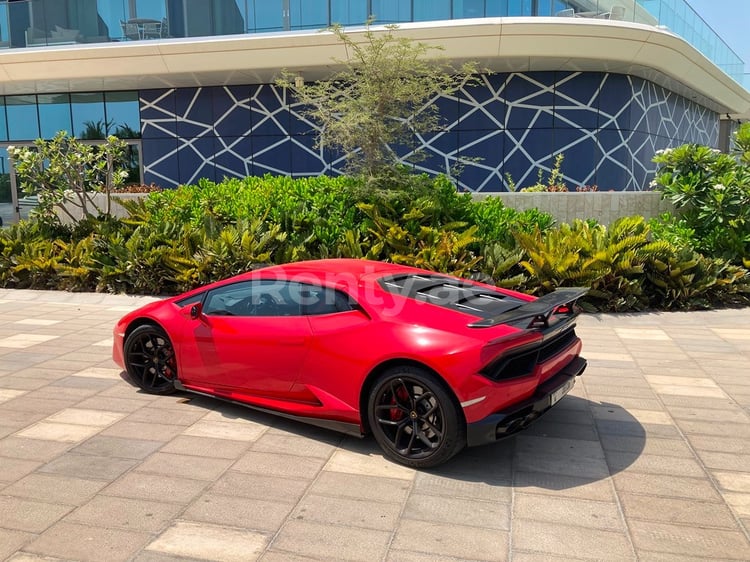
[367,366,465,469]
[123,324,178,395]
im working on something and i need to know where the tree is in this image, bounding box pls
[277,22,479,180]
[8,132,130,224]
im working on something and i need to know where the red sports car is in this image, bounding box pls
[113,259,586,468]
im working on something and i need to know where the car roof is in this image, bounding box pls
[254,259,420,281]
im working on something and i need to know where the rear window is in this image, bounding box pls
[378,274,525,319]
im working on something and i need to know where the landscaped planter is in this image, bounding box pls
[54,192,145,224]
[473,192,674,225]
[54,191,674,227]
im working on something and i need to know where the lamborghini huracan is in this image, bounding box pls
[113,259,587,468]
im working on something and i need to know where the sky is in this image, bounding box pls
[686,0,750,67]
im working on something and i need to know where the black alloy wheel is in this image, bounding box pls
[123,324,178,395]
[367,366,465,468]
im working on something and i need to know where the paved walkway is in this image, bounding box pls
[0,288,749,561]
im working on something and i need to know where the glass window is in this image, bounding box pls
[134,0,166,21]
[97,0,128,42]
[0,147,10,205]
[204,280,304,317]
[71,93,106,138]
[485,0,506,16]
[370,0,411,23]
[38,94,72,139]
[454,0,485,18]
[507,0,533,16]
[0,1,9,48]
[0,97,7,141]
[252,0,285,32]
[6,95,40,141]
[105,91,140,138]
[203,280,356,317]
[290,0,328,30]
[331,0,367,25]
[414,0,450,21]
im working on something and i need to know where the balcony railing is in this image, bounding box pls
[0,0,744,89]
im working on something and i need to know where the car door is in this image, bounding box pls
[177,279,311,398]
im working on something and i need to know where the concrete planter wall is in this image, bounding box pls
[55,191,675,227]
[55,192,144,224]
[473,192,674,225]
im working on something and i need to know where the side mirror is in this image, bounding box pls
[189,302,203,320]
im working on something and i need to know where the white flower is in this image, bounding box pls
[713,183,726,191]
[649,180,658,188]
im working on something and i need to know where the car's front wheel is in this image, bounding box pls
[123,324,177,395]
[367,366,465,468]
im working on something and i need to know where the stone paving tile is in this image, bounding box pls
[403,493,510,530]
[144,521,269,562]
[696,451,750,471]
[159,435,251,459]
[184,492,293,531]
[272,520,391,562]
[0,437,70,461]
[0,458,42,483]
[292,493,403,531]
[2,473,108,506]
[70,435,162,459]
[310,471,412,504]
[251,431,340,458]
[0,529,35,561]
[23,521,152,562]
[211,470,310,504]
[513,470,615,502]
[134,452,233,481]
[232,450,327,480]
[512,519,633,561]
[182,419,268,442]
[513,492,624,531]
[413,472,510,504]
[100,421,187,442]
[612,473,723,502]
[598,435,692,458]
[0,496,73,533]
[102,472,208,505]
[15,422,104,444]
[605,452,707,478]
[676,419,750,437]
[392,519,507,561]
[619,493,739,528]
[37,453,138,481]
[124,405,209,426]
[628,520,750,560]
[65,495,183,532]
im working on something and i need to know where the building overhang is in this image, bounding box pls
[1,17,748,119]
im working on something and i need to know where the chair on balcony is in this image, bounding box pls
[121,20,141,40]
[610,5,626,20]
[142,21,162,39]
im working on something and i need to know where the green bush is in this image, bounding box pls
[652,144,750,264]
[1,172,749,311]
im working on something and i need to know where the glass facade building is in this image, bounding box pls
[0,0,744,83]
[0,0,748,223]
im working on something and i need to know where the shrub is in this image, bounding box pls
[652,144,750,264]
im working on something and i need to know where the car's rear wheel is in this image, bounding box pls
[367,366,465,469]
[123,324,177,395]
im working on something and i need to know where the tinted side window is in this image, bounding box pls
[299,286,357,315]
[203,280,302,317]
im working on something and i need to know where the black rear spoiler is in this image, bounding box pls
[468,287,588,329]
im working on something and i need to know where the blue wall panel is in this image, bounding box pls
[140,72,719,190]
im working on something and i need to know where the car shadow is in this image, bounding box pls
[120,372,645,490]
